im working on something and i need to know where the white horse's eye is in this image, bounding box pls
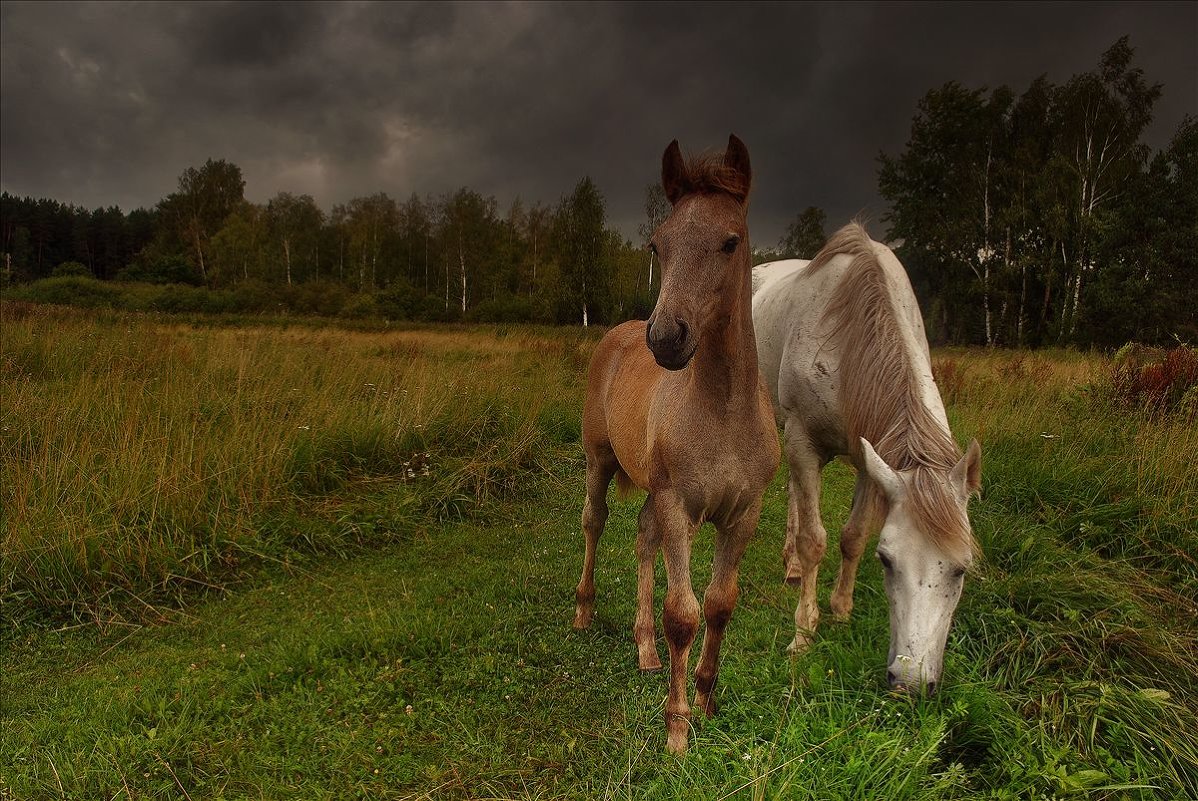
[877,552,893,571]
[951,567,966,579]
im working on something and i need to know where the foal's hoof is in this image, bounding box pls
[573,607,593,630]
[637,644,663,672]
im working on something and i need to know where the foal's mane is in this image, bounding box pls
[808,223,978,562]
[672,152,751,204]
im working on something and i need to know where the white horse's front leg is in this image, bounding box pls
[830,473,876,622]
[783,425,827,654]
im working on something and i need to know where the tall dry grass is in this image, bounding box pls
[1,302,593,618]
[934,347,1197,532]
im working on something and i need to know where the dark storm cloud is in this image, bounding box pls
[2,1,1195,245]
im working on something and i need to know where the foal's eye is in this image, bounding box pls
[951,567,967,580]
[877,552,893,571]
[721,236,739,254]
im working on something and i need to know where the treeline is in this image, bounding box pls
[2,170,669,325]
[880,38,1197,348]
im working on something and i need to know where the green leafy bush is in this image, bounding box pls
[466,294,537,323]
[11,276,122,308]
[51,261,91,278]
[116,254,204,286]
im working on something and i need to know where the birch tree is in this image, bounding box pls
[160,159,244,285]
[779,206,828,259]
[554,177,608,325]
[1049,37,1161,340]
[265,192,323,286]
[637,183,669,297]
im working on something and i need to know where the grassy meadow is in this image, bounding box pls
[1,301,1196,799]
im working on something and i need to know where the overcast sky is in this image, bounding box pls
[2,1,1195,245]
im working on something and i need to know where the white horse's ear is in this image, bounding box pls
[859,438,902,500]
[951,439,982,497]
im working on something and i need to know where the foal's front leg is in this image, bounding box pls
[693,501,760,719]
[574,451,616,629]
[783,425,828,654]
[656,491,700,754]
[634,495,663,670]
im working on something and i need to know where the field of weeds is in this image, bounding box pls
[2,302,1195,799]
[0,301,593,620]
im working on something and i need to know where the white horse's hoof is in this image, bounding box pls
[786,635,813,655]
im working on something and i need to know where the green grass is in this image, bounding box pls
[2,304,1196,799]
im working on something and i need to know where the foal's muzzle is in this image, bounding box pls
[646,315,693,370]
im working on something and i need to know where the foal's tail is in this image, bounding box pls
[614,467,639,500]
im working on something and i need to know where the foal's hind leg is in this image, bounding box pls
[574,449,617,629]
[783,423,828,654]
[694,500,760,718]
[634,495,663,670]
[830,474,876,622]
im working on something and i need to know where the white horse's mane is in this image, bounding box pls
[808,223,978,562]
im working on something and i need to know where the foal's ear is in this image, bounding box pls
[859,438,902,500]
[723,134,752,202]
[951,439,982,497]
[662,139,688,206]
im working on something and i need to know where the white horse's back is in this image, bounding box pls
[751,259,808,297]
[752,238,945,442]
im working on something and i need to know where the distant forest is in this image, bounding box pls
[2,38,1193,347]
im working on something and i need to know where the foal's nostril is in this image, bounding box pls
[675,318,688,344]
[925,680,938,696]
[887,669,899,688]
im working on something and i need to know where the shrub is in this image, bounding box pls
[11,276,122,308]
[225,281,278,314]
[116,255,204,286]
[374,280,423,321]
[467,294,537,324]
[416,294,456,322]
[288,281,351,317]
[1109,344,1198,414]
[51,261,91,278]
[339,293,378,319]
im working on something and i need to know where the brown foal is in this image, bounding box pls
[572,135,780,754]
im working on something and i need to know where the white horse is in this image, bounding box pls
[752,222,981,692]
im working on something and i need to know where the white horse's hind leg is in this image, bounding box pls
[830,474,874,622]
[782,423,827,654]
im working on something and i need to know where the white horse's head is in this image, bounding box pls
[859,437,981,693]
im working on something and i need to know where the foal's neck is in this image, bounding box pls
[692,255,759,405]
